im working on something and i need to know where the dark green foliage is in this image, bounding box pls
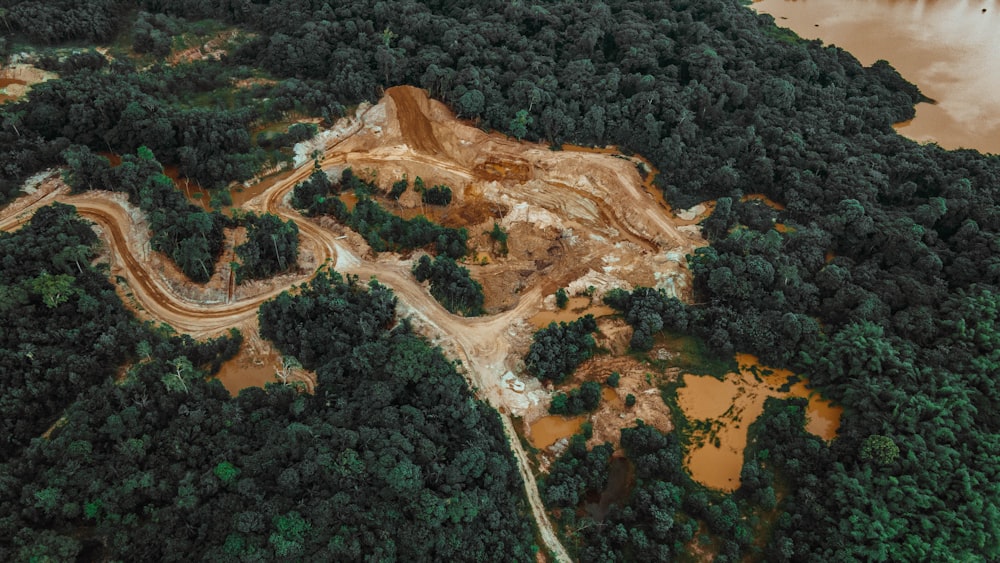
[292,168,468,258]
[550,422,756,561]
[604,287,691,352]
[13,62,261,189]
[0,269,535,561]
[61,145,113,193]
[132,11,180,57]
[606,371,620,388]
[525,315,597,383]
[258,269,397,370]
[256,122,318,150]
[3,0,1000,557]
[234,212,299,282]
[859,434,899,466]
[290,168,341,217]
[487,222,509,255]
[548,381,602,416]
[3,0,128,44]
[421,184,452,206]
[0,204,136,461]
[412,254,484,316]
[350,198,468,258]
[555,288,569,309]
[541,434,613,508]
[64,147,228,282]
[625,394,636,408]
[389,177,408,200]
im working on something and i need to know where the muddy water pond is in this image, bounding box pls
[528,414,587,449]
[752,0,1000,154]
[676,353,842,491]
[214,345,280,396]
[529,296,616,329]
[0,77,27,103]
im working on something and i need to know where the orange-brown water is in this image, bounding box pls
[752,0,1000,155]
[214,344,280,396]
[528,415,587,449]
[742,193,785,211]
[0,77,27,103]
[529,296,616,329]
[601,386,624,410]
[676,353,842,491]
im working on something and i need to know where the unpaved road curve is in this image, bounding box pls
[1,178,573,563]
[1,85,707,563]
[1,185,573,562]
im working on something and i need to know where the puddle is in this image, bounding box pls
[213,344,280,396]
[601,386,623,410]
[529,296,616,329]
[676,353,842,491]
[528,415,587,449]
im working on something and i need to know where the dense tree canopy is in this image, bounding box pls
[63,146,229,283]
[2,0,1000,557]
[0,204,138,461]
[291,167,469,258]
[412,254,484,316]
[0,267,536,561]
[525,315,598,384]
[234,212,299,282]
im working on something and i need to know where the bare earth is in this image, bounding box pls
[0,63,57,104]
[0,86,707,563]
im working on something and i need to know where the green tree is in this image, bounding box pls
[510,109,533,140]
[607,371,621,388]
[28,271,77,308]
[860,434,899,465]
[556,288,569,309]
[214,461,241,484]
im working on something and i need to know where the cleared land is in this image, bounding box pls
[0,86,708,562]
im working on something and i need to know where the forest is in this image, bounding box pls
[0,251,536,560]
[1,0,999,560]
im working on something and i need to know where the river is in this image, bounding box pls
[751,0,1000,155]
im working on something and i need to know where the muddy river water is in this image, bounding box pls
[752,0,1000,155]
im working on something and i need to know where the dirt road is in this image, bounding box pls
[1,181,574,562]
[1,86,711,563]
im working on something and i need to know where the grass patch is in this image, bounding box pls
[762,24,804,45]
[649,329,736,378]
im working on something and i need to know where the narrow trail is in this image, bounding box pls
[0,86,709,563]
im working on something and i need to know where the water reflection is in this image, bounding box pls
[752,0,1000,154]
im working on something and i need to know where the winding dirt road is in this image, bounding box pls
[2,178,575,563]
[1,86,710,563]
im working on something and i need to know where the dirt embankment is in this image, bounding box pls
[0,64,57,104]
[1,85,712,563]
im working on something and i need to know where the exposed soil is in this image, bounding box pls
[0,64,57,104]
[1,85,710,563]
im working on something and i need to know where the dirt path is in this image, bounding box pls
[2,184,573,561]
[389,87,447,155]
[0,86,713,563]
